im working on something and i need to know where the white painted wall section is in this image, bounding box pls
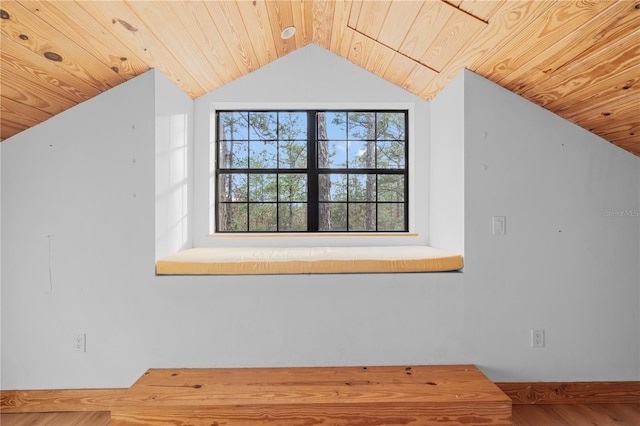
[1,70,157,388]
[155,70,194,259]
[460,69,639,381]
[429,71,465,254]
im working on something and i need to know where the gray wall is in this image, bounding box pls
[460,69,639,381]
[1,45,638,390]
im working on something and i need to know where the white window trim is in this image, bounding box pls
[193,102,422,248]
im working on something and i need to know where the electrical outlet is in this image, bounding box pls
[531,329,544,348]
[74,333,86,353]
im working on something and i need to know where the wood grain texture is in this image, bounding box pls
[264,0,298,58]
[290,0,314,49]
[311,0,334,49]
[329,0,354,58]
[351,0,391,41]
[496,381,640,405]
[1,119,32,141]
[0,95,52,134]
[1,1,125,92]
[458,0,504,23]
[111,365,512,425]
[16,0,147,80]
[172,0,244,84]
[1,65,77,114]
[512,403,640,426]
[112,404,510,426]
[4,380,637,413]
[520,30,640,110]
[237,0,279,64]
[541,63,640,116]
[204,0,261,75]
[376,1,424,50]
[124,1,225,90]
[3,404,639,426]
[416,7,485,72]
[0,411,112,426]
[399,1,450,61]
[74,0,203,97]
[416,0,555,99]
[1,34,100,103]
[477,0,614,86]
[0,388,125,413]
[501,1,640,94]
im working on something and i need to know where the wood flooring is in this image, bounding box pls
[0,411,111,425]
[512,403,640,425]
[1,404,639,426]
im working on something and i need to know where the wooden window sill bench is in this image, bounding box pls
[155,246,464,275]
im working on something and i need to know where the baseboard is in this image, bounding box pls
[0,388,125,413]
[3,381,639,412]
[496,381,640,404]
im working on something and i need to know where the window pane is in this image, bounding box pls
[218,112,248,141]
[278,174,307,202]
[318,140,346,168]
[278,112,307,139]
[348,141,376,168]
[249,203,277,231]
[319,174,347,202]
[348,112,375,140]
[376,141,405,169]
[249,174,277,202]
[377,203,405,231]
[349,174,376,202]
[279,203,307,231]
[249,141,277,168]
[218,174,248,202]
[218,203,248,231]
[219,141,248,169]
[319,203,347,231]
[249,112,277,140]
[377,112,405,141]
[279,140,307,168]
[377,175,404,202]
[348,203,376,231]
[322,112,346,139]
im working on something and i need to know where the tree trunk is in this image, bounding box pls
[220,121,234,231]
[317,113,331,230]
[365,114,376,230]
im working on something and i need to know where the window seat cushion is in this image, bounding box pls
[156,246,463,275]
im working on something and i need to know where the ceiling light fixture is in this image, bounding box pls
[281,26,296,40]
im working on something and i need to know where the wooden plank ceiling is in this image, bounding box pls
[1,0,638,156]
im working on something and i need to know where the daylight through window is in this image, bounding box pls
[215,110,408,233]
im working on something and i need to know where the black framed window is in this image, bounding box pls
[215,110,408,233]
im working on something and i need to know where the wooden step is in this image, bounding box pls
[111,365,512,425]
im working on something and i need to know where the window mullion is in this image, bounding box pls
[307,111,319,231]
[276,113,280,232]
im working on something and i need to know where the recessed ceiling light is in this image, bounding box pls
[281,26,296,40]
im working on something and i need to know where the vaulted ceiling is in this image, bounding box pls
[1,1,638,156]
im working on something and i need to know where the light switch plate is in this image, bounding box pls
[492,216,506,236]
